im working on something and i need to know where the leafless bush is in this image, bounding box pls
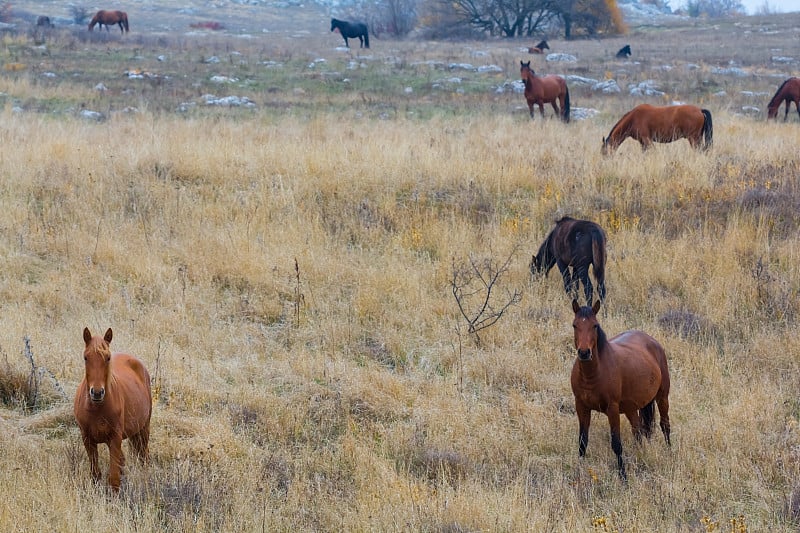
[450,248,522,345]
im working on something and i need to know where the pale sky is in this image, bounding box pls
[675,0,800,14]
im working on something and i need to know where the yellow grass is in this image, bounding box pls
[0,12,799,532]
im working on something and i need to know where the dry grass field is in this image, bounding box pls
[0,3,800,531]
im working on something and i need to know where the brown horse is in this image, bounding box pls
[528,39,549,54]
[570,300,671,480]
[767,77,800,121]
[531,216,606,304]
[88,10,129,33]
[74,327,151,492]
[520,61,570,122]
[602,103,712,155]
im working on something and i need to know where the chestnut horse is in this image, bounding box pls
[88,10,129,33]
[767,77,800,121]
[528,39,549,54]
[520,61,570,122]
[602,103,712,155]
[74,327,151,492]
[531,216,606,304]
[570,300,671,480]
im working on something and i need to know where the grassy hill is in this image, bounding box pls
[0,4,799,531]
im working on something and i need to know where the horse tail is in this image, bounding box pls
[701,109,713,150]
[563,85,570,123]
[123,13,129,32]
[590,226,606,292]
[640,400,655,438]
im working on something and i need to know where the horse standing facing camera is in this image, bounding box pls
[570,300,671,480]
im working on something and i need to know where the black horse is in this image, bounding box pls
[616,44,631,58]
[330,18,369,48]
[36,15,54,27]
[531,217,607,304]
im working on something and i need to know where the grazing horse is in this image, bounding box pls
[36,15,54,28]
[88,10,129,33]
[571,300,671,480]
[330,18,369,48]
[602,104,713,155]
[520,61,570,122]
[767,77,800,121]
[528,39,550,54]
[616,44,631,58]
[74,327,151,492]
[531,216,606,304]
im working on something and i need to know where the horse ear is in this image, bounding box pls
[83,327,92,345]
[592,300,602,315]
[104,328,113,344]
[572,299,580,313]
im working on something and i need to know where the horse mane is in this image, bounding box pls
[768,78,792,109]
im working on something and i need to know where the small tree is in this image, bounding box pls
[70,4,90,25]
[450,249,522,346]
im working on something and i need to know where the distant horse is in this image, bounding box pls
[528,39,549,54]
[570,299,671,480]
[602,104,712,155]
[36,15,54,28]
[531,216,606,304]
[330,18,369,48]
[767,77,800,121]
[616,44,631,58]
[74,327,151,492]
[520,60,570,122]
[88,10,129,33]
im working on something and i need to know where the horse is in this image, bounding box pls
[602,104,713,155]
[520,61,570,122]
[767,77,800,121]
[531,216,606,304]
[88,10,129,33]
[570,299,671,480]
[36,15,54,28]
[528,39,549,54]
[330,18,369,48]
[616,44,631,58]
[74,327,152,492]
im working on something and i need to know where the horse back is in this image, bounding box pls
[609,330,668,406]
[112,353,153,432]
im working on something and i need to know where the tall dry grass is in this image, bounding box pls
[0,11,799,532]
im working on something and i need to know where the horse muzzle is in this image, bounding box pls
[89,387,105,403]
[577,349,592,361]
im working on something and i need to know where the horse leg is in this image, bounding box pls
[624,408,643,441]
[82,437,101,483]
[550,101,560,119]
[343,36,349,48]
[129,427,151,463]
[528,103,535,119]
[107,435,126,492]
[607,404,627,480]
[575,265,593,304]
[538,102,545,119]
[656,394,671,446]
[576,403,591,458]
[637,401,655,440]
[557,261,577,298]
[795,100,800,121]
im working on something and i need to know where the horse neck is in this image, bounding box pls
[534,233,556,272]
[606,113,632,150]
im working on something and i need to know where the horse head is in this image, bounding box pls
[572,299,602,361]
[82,327,113,403]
